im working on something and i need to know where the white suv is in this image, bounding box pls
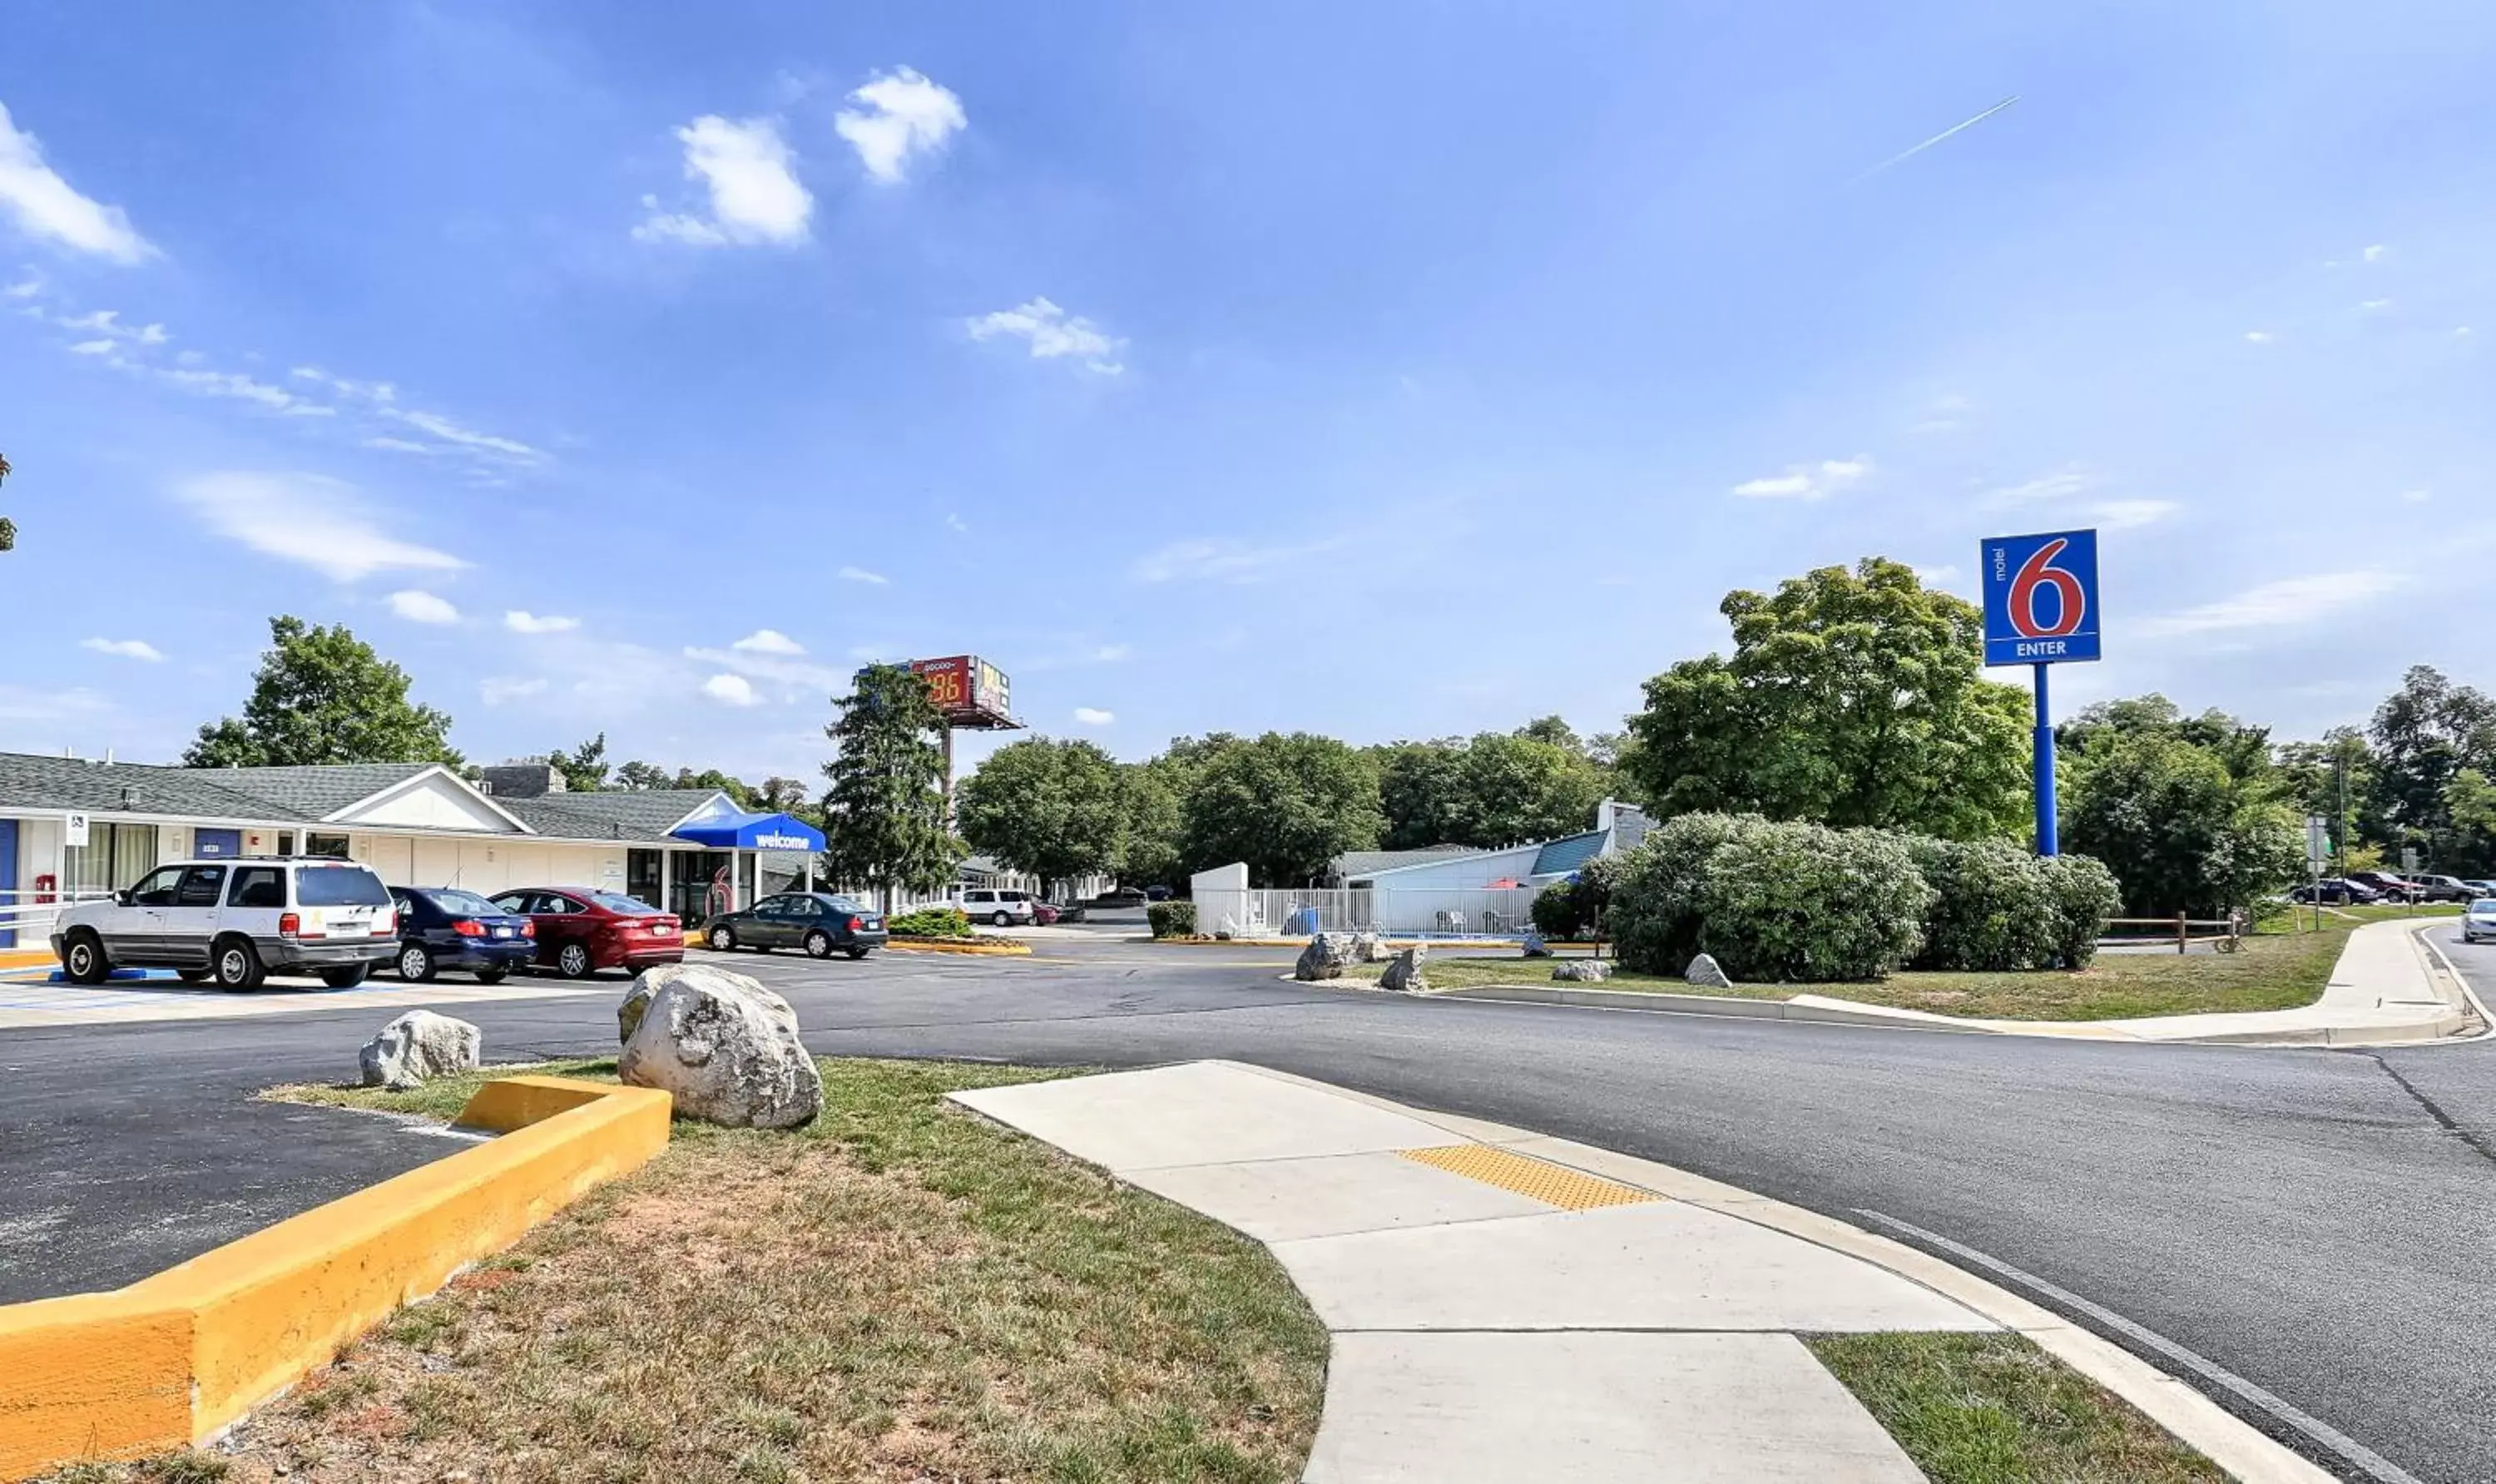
[52,857,399,992]
[959,888,1036,927]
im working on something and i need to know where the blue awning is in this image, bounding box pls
[669,811,826,852]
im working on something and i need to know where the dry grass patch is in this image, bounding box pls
[57,1058,1324,1484]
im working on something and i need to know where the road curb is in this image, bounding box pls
[1217,1061,2338,1484]
[884,937,1034,957]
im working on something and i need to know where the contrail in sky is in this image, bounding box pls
[1852,95,2020,181]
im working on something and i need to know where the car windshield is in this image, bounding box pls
[428,889,503,917]
[2471,901,2496,913]
[590,892,665,916]
[296,866,391,907]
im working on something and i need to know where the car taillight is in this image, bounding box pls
[278,913,300,937]
[848,916,864,932]
[520,920,536,937]
[453,920,487,937]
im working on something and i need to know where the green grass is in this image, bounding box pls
[62,1058,1330,1484]
[1350,908,2428,1021]
[1807,1333,2226,1483]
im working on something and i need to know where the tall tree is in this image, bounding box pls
[819,664,963,908]
[546,733,609,792]
[672,766,758,809]
[613,759,673,791]
[1117,758,1188,886]
[2060,724,2302,915]
[1622,558,2029,840]
[1376,740,1468,849]
[2274,728,2376,859]
[184,616,461,768]
[755,776,810,814]
[2368,665,2496,870]
[1378,733,1609,849]
[1182,731,1382,885]
[958,736,1128,895]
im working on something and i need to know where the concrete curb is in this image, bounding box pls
[1427,982,2002,1032]
[883,937,1034,957]
[0,1075,671,1477]
[1214,1061,2335,1484]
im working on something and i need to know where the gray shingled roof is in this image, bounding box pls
[503,789,726,843]
[1333,845,1488,880]
[0,753,292,819]
[206,763,438,819]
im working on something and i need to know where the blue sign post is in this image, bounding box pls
[1979,529,2102,856]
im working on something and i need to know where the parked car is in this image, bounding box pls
[1031,901,1061,926]
[960,888,1038,927]
[1091,886,1149,908]
[2405,873,2474,903]
[2466,898,2496,943]
[2290,878,2380,905]
[489,888,681,979]
[2463,880,2496,899]
[2347,871,2422,903]
[385,886,537,983]
[52,856,398,991]
[1046,899,1087,923]
[702,892,887,959]
[1145,885,1174,902]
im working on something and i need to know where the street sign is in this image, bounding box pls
[2306,814,2330,867]
[63,812,88,848]
[2403,846,2420,873]
[1980,529,2102,668]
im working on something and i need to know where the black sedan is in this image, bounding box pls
[703,892,888,959]
[385,886,538,982]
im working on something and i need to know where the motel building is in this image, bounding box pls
[0,755,826,950]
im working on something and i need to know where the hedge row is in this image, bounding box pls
[1147,900,1200,938]
[1604,814,2119,982]
[886,906,973,938]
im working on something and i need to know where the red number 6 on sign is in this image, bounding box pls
[2008,538,2085,638]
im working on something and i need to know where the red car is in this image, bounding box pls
[489,887,682,979]
[1032,902,1061,926]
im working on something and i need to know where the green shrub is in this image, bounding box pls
[1147,900,1199,938]
[1607,813,1775,975]
[2038,853,2121,967]
[886,906,973,938]
[1906,837,2061,972]
[1692,823,1933,982]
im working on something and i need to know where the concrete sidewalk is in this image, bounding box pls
[953,1060,2331,1482]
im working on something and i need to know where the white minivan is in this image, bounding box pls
[958,888,1037,927]
[52,857,399,991]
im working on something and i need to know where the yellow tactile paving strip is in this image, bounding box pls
[1397,1145,1662,1211]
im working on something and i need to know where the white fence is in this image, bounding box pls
[0,888,114,953]
[1204,886,1543,938]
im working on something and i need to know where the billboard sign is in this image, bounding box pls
[1980,528,2102,667]
[908,655,1014,727]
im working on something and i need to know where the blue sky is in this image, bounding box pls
[3,1,2490,781]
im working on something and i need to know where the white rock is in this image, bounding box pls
[1294,932,1355,982]
[1379,944,1429,993]
[359,1011,482,1091]
[1686,952,1734,989]
[617,962,822,1129]
[1552,959,1612,983]
[1350,931,1388,964]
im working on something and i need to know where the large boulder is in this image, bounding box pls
[1685,952,1734,990]
[1379,944,1429,993]
[359,1011,482,1091]
[1294,932,1355,982]
[1521,929,1553,958]
[1350,931,1388,964]
[617,962,822,1129]
[617,961,717,1044]
[1553,959,1612,983]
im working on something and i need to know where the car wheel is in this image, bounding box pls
[804,929,834,958]
[709,925,738,952]
[474,967,509,985]
[319,964,371,989]
[212,937,265,992]
[176,967,212,984]
[398,943,437,982]
[845,945,870,960]
[993,910,1012,927]
[61,932,111,985]
[557,942,593,979]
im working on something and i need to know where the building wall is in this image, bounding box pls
[341,835,631,897]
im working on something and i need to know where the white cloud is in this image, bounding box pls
[364,436,435,454]
[479,676,549,705]
[2360,298,2392,311]
[2401,488,2431,503]
[2,273,40,298]
[0,101,155,262]
[2087,498,2180,530]
[382,408,538,461]
[1091,643,1132,662]
[2244,330,2274,344]
[837,565,889,585]
[686,645,846,691]
[702,672,762,707]
[732,628,806,655]
[1132,536,1335,584]
[2458,327,2475,339]
[172,472,467,582]
[159,365,329,415]
[1983,466,2097,507]
[945,512,969,533]
[1731,455,1874,500]
[294,365,396,403]
[1912,564,1960,586]
[2137,570,2404,637]
[387,589,461,625]
[2362,244,2389,264]
[634,116,811,248]
[1072,706,1115,726]
[0,682,111,722]
[834,67,967,183]
[504,610,580,635]
[966,298,1125,374]
[80,636,163,662]
[67,338,111,355]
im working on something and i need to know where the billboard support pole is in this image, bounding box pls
[940,725,955,826]
[2033,661,2058,857]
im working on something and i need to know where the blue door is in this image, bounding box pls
[194,828,242,859]
[0,819,17,948]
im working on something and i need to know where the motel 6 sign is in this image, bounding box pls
[1980,529,2102,668]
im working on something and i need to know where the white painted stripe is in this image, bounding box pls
[1853,1209,2424,1484]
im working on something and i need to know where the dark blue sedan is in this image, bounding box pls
[386,886,538,983]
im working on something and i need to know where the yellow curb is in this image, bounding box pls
[0,947,56,971]
[0,1075,671,1477]
[884,937,1034,957]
